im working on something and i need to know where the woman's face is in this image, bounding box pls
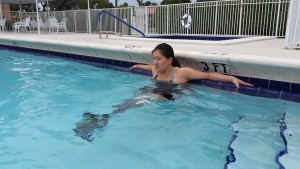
[152,50,172,73]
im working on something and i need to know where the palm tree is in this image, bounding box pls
[136,0,143,6]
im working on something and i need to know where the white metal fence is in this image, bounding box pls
[138,0,290,37]
[2,0,290,37]
[285,0,300,49]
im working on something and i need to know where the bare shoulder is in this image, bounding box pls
[177,67,209,80]
[174,67,196,80]
[176,67,196,75]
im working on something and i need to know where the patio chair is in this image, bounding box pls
[0,18,6,32]
[30,20,38,30]
[38,18,48,32]
[30,18,48,32]
[14,17,32,33]
[58,18,68,32]
[48,16,58,33]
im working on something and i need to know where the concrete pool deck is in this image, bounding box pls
[0,32,299,84]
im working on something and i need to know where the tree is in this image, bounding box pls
[49,0,112,10]
[196,0,214,2]
[50,0,77,10]
[161,0,191,5]
[78,0,113,9]
[119,2,128,7]
[144,1,158,6]
[136,0,143,6]
[10,3,38,12]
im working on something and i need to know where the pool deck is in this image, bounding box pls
[0,32,299,58]
[0,32,300,84]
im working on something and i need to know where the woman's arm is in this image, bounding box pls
[181,67,253,88]
[129,64,153,71]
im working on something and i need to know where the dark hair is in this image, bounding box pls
[152,43,181,68]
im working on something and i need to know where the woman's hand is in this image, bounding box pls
[129,64,153,71]
[129,65,140,70]
[232,77,253,88]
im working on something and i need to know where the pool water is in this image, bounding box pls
[0,49,300,169]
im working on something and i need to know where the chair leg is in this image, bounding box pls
[16,25,20,34]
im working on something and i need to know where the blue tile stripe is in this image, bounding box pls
[1,44,300,103]
[223,116,245,169]
[275,112,288,169]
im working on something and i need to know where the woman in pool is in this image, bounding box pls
[74,43,253,142]
[129,43,253,88]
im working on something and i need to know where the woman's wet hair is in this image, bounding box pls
[152,43,181,68]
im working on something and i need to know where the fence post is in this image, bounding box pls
[187,3,190,35]
[114,9,117,33]
[275,0,282,37]
[130,7,133,35]
[74,10,77,32]
[214,1,219,35]
[145,6,148,34]
[284,0,294,48]
[0,4,2,32]
[63,11,65,19]
[86,10,89,33]
[87,0,91,33]
[238,0,243,35]
[167,5,169,34]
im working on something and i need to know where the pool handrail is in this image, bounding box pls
[98,10,145,38]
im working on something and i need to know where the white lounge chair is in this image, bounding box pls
[14,17,31,33]
[38,18,47,32]
[58,18,68,32]
[30,18,48,32]
[42,18,49,31]
[48,16,58,33]
[0,18,6,32]
[30,20,38,30]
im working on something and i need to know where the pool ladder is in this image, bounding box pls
[98,10,145,39]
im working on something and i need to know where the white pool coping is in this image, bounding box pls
[0,32,299,83]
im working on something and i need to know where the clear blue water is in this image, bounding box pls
[1,49,300,169]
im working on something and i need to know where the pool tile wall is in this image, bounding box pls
[1,44,300,103]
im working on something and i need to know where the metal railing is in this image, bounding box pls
[2,0,290,38]
[98,10,145,37]
[285,0,300,49]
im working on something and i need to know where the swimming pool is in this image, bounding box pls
[1,49,300,169]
